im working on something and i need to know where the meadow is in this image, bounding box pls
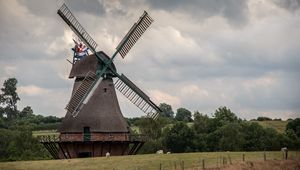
[0,151,299,170]
[251,120,288,134]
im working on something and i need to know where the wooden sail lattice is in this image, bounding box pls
[65,72,97,117]
[58,3,98,52]
[116,11,154,58]
[114,74,160,119]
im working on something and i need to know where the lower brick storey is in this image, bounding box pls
[59,132,129,142]
[58,142,131,158]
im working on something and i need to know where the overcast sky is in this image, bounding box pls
[0,0,299,120]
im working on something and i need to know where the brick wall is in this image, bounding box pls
[59,132,130,142]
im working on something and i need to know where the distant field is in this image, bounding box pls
[0,151,299,170]
[32,130,59,137]
[251,120,288,133]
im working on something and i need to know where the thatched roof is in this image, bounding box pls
[69,51,117,78]
[59,78,129,133]
[59,52,128,133]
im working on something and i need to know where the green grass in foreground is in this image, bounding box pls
[251,121,288,133]
[0,151,299,170]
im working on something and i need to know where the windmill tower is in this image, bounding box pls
[38,3,161,159]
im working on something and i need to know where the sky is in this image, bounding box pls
[0,0,299,120]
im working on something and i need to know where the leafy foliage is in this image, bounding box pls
[213,106,238,126]
[136,106,300,153]
[159,103,175,118]
[193,111,210,133]
[175,108,192,122]
[286,118,300,138]
[164,122,195,152]
[0,78,57,161]
[0,78,20,120]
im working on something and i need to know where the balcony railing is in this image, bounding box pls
[37,134,149,143]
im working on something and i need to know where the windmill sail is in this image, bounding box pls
[114,74,161,119]
[116,11,154,58]
[57,3,98,53]
[65,72,100,117]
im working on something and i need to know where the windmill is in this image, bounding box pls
[38,3,162,159]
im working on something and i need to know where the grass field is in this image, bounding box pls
[32,130,59,137]
[0,151,299,170]
[251,121,288,133]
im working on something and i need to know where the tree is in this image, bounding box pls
[175,108,192,122]
[193,111,210,134]
[242,122,265,151]
[217,123,245,151]
[260,127,280,150]
[0,78,20,120]
[193,133,208,152]
[0,125,51,161]
[135,117,166,139]
[286,118,300,138]
[19,106,34,118]
[164,122,195,152]
[213,106,238,126]
[135,117,170,154]
[159,103,174,118]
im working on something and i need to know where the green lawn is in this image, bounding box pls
[251,121,288,133]
[0,151,299,170]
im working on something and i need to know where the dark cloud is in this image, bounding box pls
[65,0,105,16]
[274,0,300,12]
[146,0,249,26]
[17,0,58,17]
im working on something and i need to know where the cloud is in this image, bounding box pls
[46,29,74,56]
[0,0,299,120]
[3,66,17,75]
[18,85,49,96]
[145,0,249,26]
[274,0,300,12]
[180,84,208,97]
[148,89,181,108]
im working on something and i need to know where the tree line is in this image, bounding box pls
[129,105,300,154]
[0,78,299,161]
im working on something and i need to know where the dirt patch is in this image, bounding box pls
[191,158,300,170]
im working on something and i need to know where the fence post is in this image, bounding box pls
[263,151,266,161]
[224,157,227,165]
[228,154,232,165]
[159,163,162,170]
[202,159,205,169]
[285,149,288,160]
[174,161,177,170]
[242,154,245,162]
[181,160,184,170]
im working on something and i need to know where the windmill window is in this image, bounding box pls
[103,88,107,93]
[83,126,91,142]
